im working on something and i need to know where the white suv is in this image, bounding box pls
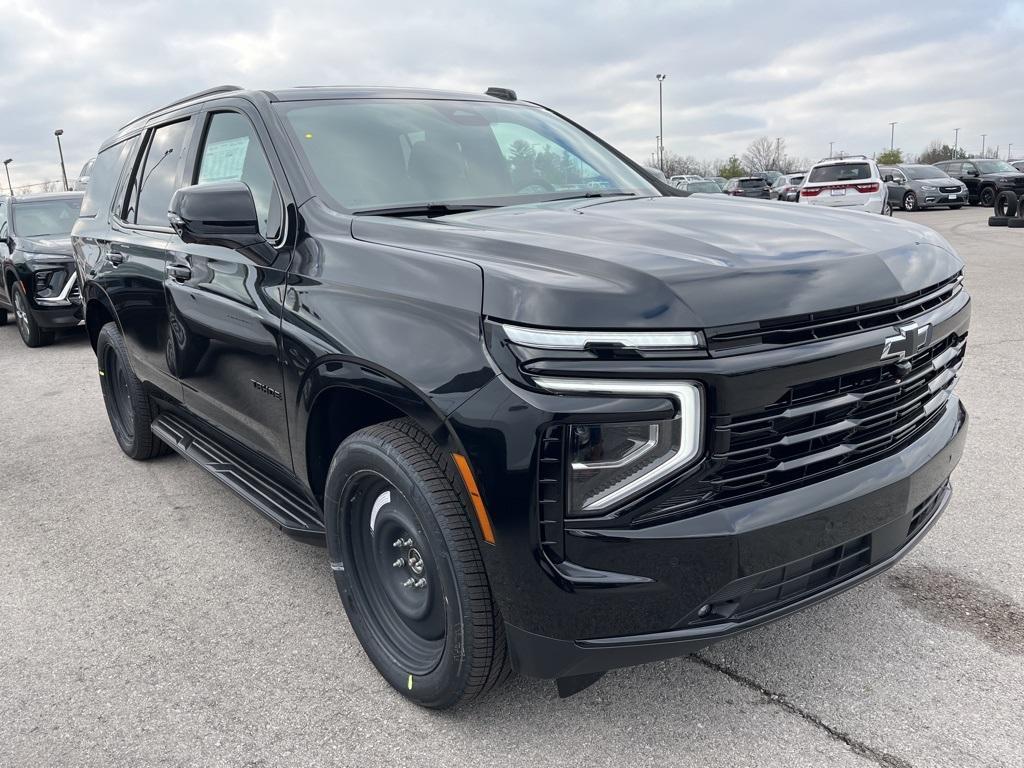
[798,156,889,214]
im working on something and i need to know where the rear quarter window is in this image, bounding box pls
[808,163,870,183]
[80,138,138,218]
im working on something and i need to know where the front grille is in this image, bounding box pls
[706,273,963,352]
[710,333,965,497]
[685,480,950,626]
[940,186,961,193]
[638,333,964,524]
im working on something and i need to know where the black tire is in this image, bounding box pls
[949,205,963,210]
[994,191,1018,218]
[0,307,7,326]
[11,283,54,348]
[325,418,510,709]
[903,191,917,211]
[882,201,893,216]
[96,322,168,460]
[980,186,996,208]
[989,216,1009,227]
[1008,218,1024,228]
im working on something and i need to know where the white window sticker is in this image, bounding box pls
[199,136,250,183]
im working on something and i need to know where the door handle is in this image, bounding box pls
[166,263,192,282]
[106,249,126,265]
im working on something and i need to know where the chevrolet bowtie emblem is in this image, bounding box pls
[882,321,932,362]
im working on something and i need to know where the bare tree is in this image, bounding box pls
[743,137,784,173]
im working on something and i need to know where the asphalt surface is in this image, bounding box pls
[1,206,1022,767]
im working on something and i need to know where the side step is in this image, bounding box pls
[151,412,326,542]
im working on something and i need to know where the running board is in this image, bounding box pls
[151,412,326,542]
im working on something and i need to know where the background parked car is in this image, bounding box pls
[770,173,805,202]
[681,180,725,194]
[723,176,771,198]
[709,176,727,189]
[934,158,1024,207]
[0,191,84,347]
[669,174,704,186]
[71,157,95,192]
[880,164,967,211]
[757,170,784,186]
[1013,161,1024,173]
[798,156,889,214]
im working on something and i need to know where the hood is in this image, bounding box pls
[987,172,1024,182]
[15,235,74,257]
[351,195,963,329]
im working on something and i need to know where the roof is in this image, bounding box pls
[7,191,84,203]
[106,84,528,149]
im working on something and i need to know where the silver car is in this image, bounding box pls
[881,164,967,211]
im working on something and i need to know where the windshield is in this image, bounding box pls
[275,99,658,212]
[11,198,82,237]
[976,160,1017,174]
[904,165,949,180]
[686,181,721,193]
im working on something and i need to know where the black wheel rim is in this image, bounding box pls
[104,345,135,441]
[13,290,31,341]
[343,472,445,675]
[982,189,994,207]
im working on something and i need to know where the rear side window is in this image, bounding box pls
[128,119,191,227]
[808,163,870,183]
[80,138,137,218]
[195,112,282,240]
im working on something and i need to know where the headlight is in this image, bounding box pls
[502,325,703,351]
[533,378,703,516]
[921,185,938,191]
[21,251,70,262]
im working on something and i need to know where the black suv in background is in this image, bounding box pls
[74,85,969,708]
[0,191,84,346]
[723,176,771,198]
[934,158,1024,207]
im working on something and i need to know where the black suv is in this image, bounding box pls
[0,192,84,346]
[74,85,970,708]
[934,158,1024,207]
[723,176,771,198]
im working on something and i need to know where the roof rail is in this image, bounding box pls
[119,85,244,130]
[817,154,869,163]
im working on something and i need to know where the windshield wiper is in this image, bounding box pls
[353,203,500,218]
[544,192,638,202]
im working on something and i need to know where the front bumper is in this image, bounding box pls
[504,398,966,679]
[919,189,967,208]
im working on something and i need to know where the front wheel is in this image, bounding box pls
[96,322,168,460]
[882,201,893,216]
[903,191,917,211]
[12,284,54,348]
[980,187,996,208]
[325,419,510,708]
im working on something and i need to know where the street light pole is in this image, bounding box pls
[2,159,13,196]
[981,134,987,157]
[1009,143,1014,161]
[54,129,69,191]
[889,121,897,151]
[829,141,834,159]
[953,128,960,157]
[656,74,666,172]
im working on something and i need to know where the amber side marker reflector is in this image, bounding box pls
[452,453,495,545]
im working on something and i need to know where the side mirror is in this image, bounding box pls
[883,174,894,183]
[168,182,271,257]
[967,170,979,177]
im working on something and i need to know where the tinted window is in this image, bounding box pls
[196,112,281,239]
[739,178,766,188]
[808,163,870,182]
[976,160,1016,174]
[944,163,961,175]
[276,99,656,211]
[80,138,137,218]
[132,119,190,227]
[685,181,722,193]
[11,198,83,237]
[961,162,977,175]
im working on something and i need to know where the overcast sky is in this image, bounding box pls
[1,0,1022,188]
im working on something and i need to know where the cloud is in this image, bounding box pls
[0,0,1021,187]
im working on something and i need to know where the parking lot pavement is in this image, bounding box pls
[1,206,1022,767]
